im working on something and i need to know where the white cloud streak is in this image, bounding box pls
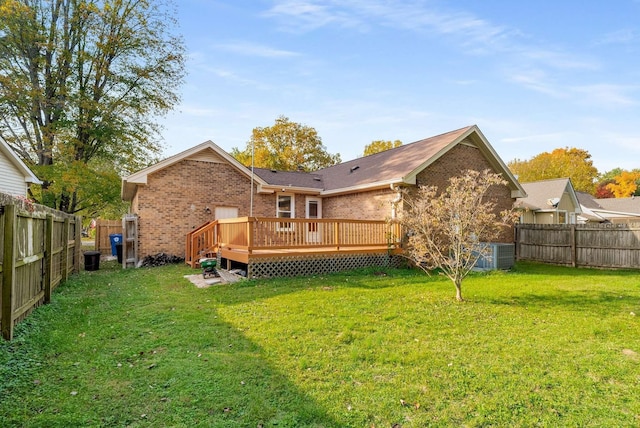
[213,41,300,58]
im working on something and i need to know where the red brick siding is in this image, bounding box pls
[411,144,515,242]
[132,144,515,257]
[133,159,275,258]
[322,188,398,220]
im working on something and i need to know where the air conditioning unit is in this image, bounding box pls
[474,243,515,270]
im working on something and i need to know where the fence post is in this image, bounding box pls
[570,225,577,268]
[514,225,520,261]
[44,214,54,304]
[61,217,70,282]
[2,204,16,340]
[74,216,82,273]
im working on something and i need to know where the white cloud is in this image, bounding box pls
[263,1,364,32]
[595,29,638,46]
[213,41,300,58]
[199,67,270,89]
[507,69,565,97]
[571,84,638,107]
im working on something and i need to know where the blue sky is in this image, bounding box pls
[162,0,640,173]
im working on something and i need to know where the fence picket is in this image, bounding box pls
[0,200,81,340]
[516,223,640,269]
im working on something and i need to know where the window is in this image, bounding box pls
[215,206,238,220]
[277,194,294,230]
[558,211,567,224]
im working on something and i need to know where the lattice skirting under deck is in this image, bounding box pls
[246,252,404,278]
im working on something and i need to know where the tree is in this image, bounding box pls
[0,0,185,214]
[231,116,341,171]
[400,169,518,302]
[364,139,402,156]
[508,147,599,193]
[607,170,640,198]
[594,168,622,198]
[594,181,615,198]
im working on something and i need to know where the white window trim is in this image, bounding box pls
[557,210,568,224]
[215,206,238,220]
[276,193,295,231]
[305,197,322,219]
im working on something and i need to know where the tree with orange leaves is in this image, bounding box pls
[607,170,640,198]
[508,147,599,193]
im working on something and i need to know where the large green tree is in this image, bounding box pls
[508,147,599,193]
[231,116,341,171]
[0,0,185,214]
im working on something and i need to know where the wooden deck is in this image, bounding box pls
[186,217,403,276]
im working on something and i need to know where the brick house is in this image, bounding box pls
[122,125,525,261]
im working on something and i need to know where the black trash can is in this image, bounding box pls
[115,243,123,264]
[84,251,101,271]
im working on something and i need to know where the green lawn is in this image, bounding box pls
[1,261,639,427]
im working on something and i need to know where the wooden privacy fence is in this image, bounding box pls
[516,223,640,269]
[95,219,122,255]
[1,204,81,340]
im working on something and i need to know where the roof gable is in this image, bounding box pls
[315,125,525,197]
[517,178,582,213]
[0,140,41,185]
[121,140,267,201]
[122,125,526,200]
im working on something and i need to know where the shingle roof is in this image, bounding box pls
[516,178,572,210]
[247,125,525,197]
[253,168,324,189]
[575,191,602,209]
[595,196,640,214]
[315,126,474,191]
[122,124,526,200]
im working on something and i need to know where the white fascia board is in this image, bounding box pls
[320,178,404,196]
[260,185,322,195]
[591,209,640,218]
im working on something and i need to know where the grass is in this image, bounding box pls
[1,261,639,427]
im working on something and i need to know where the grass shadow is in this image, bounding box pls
[0,263,342,427]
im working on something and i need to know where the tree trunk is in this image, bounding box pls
[455,279,464,302]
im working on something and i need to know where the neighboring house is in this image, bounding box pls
[576,192,640,224]
[515,178,582,224]
[0,139,41,197]
[122,125,525,259]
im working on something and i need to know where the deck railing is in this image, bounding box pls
[185,217,402,267]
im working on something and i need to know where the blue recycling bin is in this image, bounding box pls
[109,233,122,256]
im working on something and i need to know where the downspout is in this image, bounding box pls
[390,184,402,220]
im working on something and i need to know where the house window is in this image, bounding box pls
[558,211,567,224]
[215,206,238,220]
[277,194,294,230]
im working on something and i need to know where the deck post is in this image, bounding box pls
[334,221,340,250]
[247,218,254,254]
